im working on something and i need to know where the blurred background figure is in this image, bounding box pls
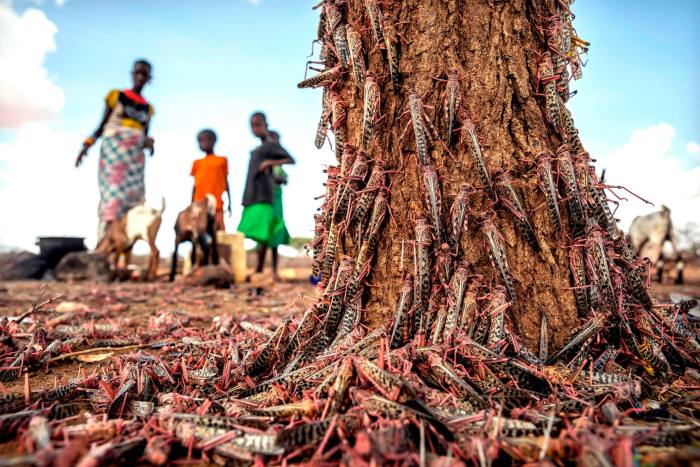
[191,128,231,232]
[268,130,292,277]
[237,112,294,281]
[75,59,156,240]
[628,205,684,284]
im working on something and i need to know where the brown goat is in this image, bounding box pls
[94,198,165,281]
[169,194,219,282]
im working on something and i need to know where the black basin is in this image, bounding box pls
[36,237,87,269]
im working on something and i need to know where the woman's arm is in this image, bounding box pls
[75,104,113,167]
[143,121,155,156]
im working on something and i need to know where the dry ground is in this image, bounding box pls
[0,260,698,463]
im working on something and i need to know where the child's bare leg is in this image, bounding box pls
[256,244,268,273]
[272,247,280,280]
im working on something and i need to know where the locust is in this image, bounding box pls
[248,320,291,377]
[339,142,356,178]
[320,256,356,347]
[350,388,454,442]
[460,114,494,198]
[327,357,354,414]
[547,314,605,364]
[407,91,438,166]
[325,3,350,67]
[348,189,389,298]
[556,144,587,231]
[384,22,401,92]
[364,0,385,49]
[330,92,348,163]
[495,172,539,251]
[635,312,672,376]
[422,164,445,245]
[536,151,562,231]
[414,217,432,325]
[354,357,417,402]
[310,214,325,278]
[443,263,469,339]
[435,243,453,290]
[458,281,480,329]
[537,52,561,130]
[275,418,336,451]
[558,101,585,154]
[581,161,619,240]
[449,186,470,254]
[297,65,343,89]
[315,88,332,149]
[423,284,442,338]
[615,236,653,310]
[568,238,591,317]
[249,399,318,419]
[430,298,448,344]
[390,274,414,349]
[481,216,517,303]
[485,288,509,350]
[360,76,380,151]
[584,222,616,312]
[338,293,362,340]
[345,24,366,90]
[539,313,549,362]
[415,349,484,407]
[444,68,462,144]
[350,158,384,227]
[333,150,369,223]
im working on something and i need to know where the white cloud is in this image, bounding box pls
[598,123,700,232]
[0,126,98,251]
[0,3,64,128]
[687,141,700,155]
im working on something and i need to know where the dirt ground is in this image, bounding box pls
[0,279,315,389]
[1,260,698,462]
[2,259,699,396]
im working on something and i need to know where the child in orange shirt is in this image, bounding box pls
[191,129,231,231]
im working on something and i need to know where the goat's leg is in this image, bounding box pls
[170,241,179,282]
[124,248,133,270]
[211,228,219,265]
[191,239,198,266]
[148,241,160,281]
[199,236,210,266]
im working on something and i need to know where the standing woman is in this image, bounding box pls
[75,60,155,238]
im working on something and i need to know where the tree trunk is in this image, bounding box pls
[308,0,585,352]
[233,1,699,462]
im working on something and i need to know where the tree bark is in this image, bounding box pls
[308,0,586,354]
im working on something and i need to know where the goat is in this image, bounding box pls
[94,197,165,281]
[169,194,219,282]
[629,205,677,265]
[628,205,683,283]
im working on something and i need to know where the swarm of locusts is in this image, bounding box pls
[1,1,700,465]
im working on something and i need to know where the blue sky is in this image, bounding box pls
[0,0,698,254]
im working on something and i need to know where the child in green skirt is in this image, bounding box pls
[237,113,294,279]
